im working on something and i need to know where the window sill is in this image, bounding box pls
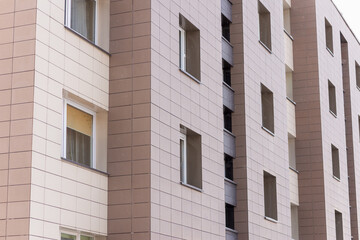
[326,47,334,57]
[223,81,234,92]
[224,128,236,138]
[222,36,233,47]
[262,126,275,136]
[286,96,296,105]
[289,166,299,174]
[259,40,272,54]
[264,216,278,223]
[180,181,203,192]
[329,110,337,118]
[333,175,341,182]
[179,68,201,84]
[284,29,294,41]
[61,157,109,176]
[225,227,238,234]
[225,177,237,185]
[64,26,111,56]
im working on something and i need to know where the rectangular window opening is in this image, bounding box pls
[225,154,233,181]
[261,84,274,133]
[222,14,231,42]
[223,60,232,86]
[264,171,277,220]
[283,1,291,35]
[356,61,360,89]
[180,126,202,189]
[291,204,299,240]
[328,80,337,115]
[226,203,235,230]
[258,1,272,50]
[224,107,232,132]
[179,14,201,81]
[286,71,293,100]
[288,134,296,170]
[325,18,334,53]
[335,210,343,240]
[332,144,340,179]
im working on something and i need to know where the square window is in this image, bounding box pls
[180,126,202,189]
[261,84,274,133]
[328,80,337,115]
[355,61,360,88]
[325,18,333,53]
[332,144,340,179]
[66,0,96,42]
[258,1,272,50]
[225,203,235,229]
[63,102,95,168]
[179,14,201,81]
[264,171,277,220]
[335,210,343,240]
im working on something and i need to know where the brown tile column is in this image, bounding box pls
[0,0,37,239]
[108,0,151,239]
[231,0,249,239]
[292,0,327,239]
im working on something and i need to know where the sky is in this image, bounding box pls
[333,0,360,41]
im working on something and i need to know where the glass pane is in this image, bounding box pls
[71,0,96,42]
[80,236,94,240]
[67,128,92,166]
[61,233,76,240]
[180,139,185,182]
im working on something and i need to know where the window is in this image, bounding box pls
[288,134,296,170]
[258,1,271,50]
[328,80,337,115]
[223,60,232,86]
[225,154,233,180]
[180,126,202,189]
[332,144,340,179]
[325,18,333,54]
[179,14,201,81]
[61,232,95,240]
[291,204,299,240]
[225,203,235,229]
[283,1,291,35]
[224,107,232,132]
[264,171,277,220]
[222,15,231,42]
[261,84,274,133]
[335,210,343,240]
[63,101,95,168]
[286,71,293,100]
[356,61,360,88]
[359,116,360,142]
[65,0,110,50]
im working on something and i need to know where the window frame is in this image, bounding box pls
[180,132,187,184]
[65,0,99,44]
[62,99,97,169]
[179,28,186,71]
[60,230,95,240]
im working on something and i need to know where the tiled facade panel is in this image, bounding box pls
[108,0,152,239]
[291,0,327,239]
[316,0,351,239]
[233,0,291,239]
[29,0,110,239]
[0,0,37,239]
[150,0,225,239]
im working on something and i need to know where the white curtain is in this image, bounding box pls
[71,0,95,42]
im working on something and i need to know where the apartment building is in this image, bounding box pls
[1,0,360,239]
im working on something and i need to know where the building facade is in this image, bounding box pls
[0,0,360,239]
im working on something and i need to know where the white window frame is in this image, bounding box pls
[180,132,187,184]
[60,229,95,240]
[179,28,186,71]
[65,0,98,44]
[62,99,97,169]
